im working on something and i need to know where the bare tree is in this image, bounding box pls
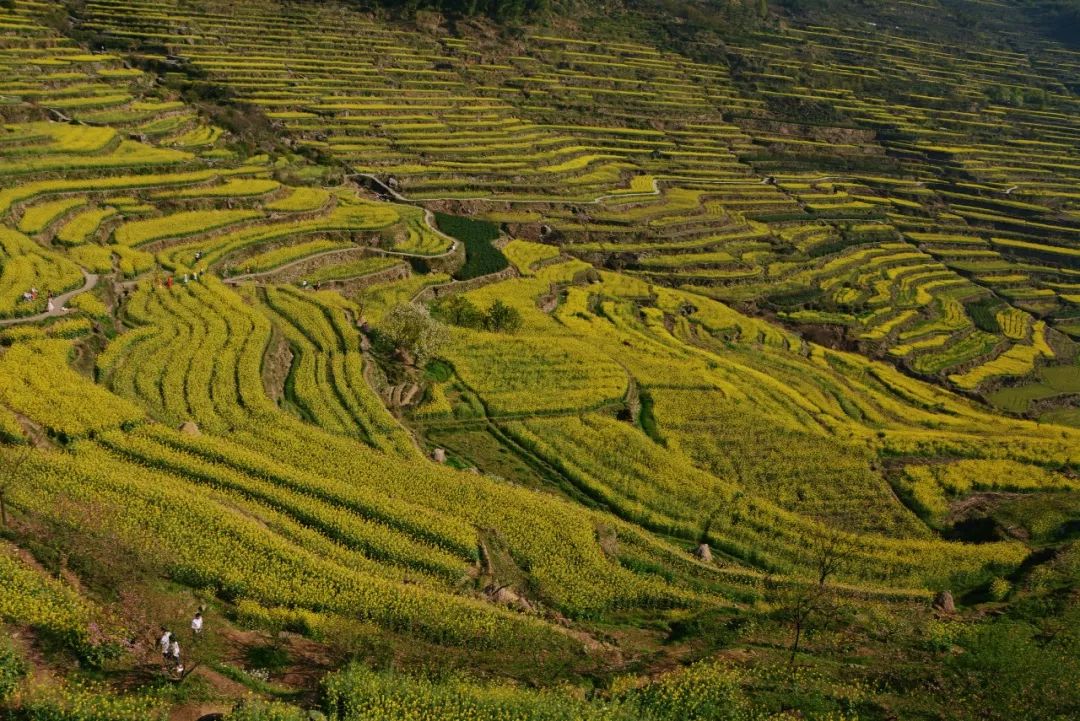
[771,530,856,666]
[770,577,842,667]
[809,529,856,587]
[785,584,820,665]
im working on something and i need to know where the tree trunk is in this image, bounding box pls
[789,621,802,665]
[0,490,7,527]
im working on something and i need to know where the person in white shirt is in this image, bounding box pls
[191,612,203,637]
[158,630,171,663]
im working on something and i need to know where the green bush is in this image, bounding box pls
[988,577,1011,601]
[321,661,763,721]
[483,300,522,333]
[432,296,522,333]
[433,295,486,329]
[19,683,167,721]
[223,699,309,721]
[948,615,1080,720]
[0,637,27,702]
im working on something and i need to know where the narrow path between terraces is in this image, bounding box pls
[219,184,461,285]
[0,271,99,327]
[222,244,449,285]
[350,171,862,205]
[414,399,628,430]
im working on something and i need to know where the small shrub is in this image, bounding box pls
[0,638,27,702]
[988,577,1011,601]
[483,299,522,333]
[245,643,291,673]
[223,699,308,721]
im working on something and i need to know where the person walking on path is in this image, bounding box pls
[168,636,181,671]
[191,611,203,638]
[46,294,54,313]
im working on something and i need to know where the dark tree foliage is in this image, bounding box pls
[432,212,508,281]
[431,295,523,333]
[764,94,845,125]
[433,294,486,329]
[328,0,769,37]
[1021,0,1080,46]
[774,0,1080,48]
[647,0,764,30]
[484,299,522,333]
[350,0,553,20]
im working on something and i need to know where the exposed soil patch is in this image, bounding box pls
[945,491,1027,542]
[261,328,293,405]
[268,633,336,691]
[169,701,232,721]
[948,491,1024,524]
[798,322,859,352]
[166,666,248,721]
[5,626,57,686]
[11,412,53,448]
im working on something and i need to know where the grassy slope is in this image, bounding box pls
[0,1,1077,720]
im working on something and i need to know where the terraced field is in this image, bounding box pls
[61,0,1080,411]
[0,0,1078,719]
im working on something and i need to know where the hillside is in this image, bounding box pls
[0,0,1077,719]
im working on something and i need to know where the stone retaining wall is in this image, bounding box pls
[413,265,519,304]
[258,246,372,284]
[323,263,411,294]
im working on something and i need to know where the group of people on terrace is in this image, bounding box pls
[19,288,52,310]
[157,610,204,677]
[159,272,200,290]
